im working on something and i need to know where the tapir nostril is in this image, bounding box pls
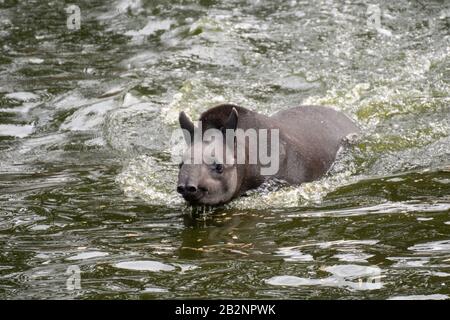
[186,185,197,193]
[177,185,185,194]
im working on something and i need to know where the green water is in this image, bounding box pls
[0,0,449,299]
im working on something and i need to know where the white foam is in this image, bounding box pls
[5,92,39,102]
[0,124,34,138]
[125,19,173,38]
[60,99,116,131]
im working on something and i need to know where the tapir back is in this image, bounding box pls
[271,106,360,180]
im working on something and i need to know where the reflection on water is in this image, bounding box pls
[266,264,383,291]
[0,0,449,299]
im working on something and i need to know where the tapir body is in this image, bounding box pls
[177,104,359,205]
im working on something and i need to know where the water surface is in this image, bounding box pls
[0,0,449,299]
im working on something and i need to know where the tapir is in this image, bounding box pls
[177,104,359,205]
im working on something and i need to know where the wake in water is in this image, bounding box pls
[114,80,449,210]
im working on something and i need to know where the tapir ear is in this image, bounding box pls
[224,107,238,131]
[179,111,195,142]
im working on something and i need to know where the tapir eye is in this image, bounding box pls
[214,163,224,173]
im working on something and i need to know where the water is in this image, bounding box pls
[0,0,449,299]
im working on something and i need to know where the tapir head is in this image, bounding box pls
[177,108,239,206]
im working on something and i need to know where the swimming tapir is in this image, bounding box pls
[177,104,359,205]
